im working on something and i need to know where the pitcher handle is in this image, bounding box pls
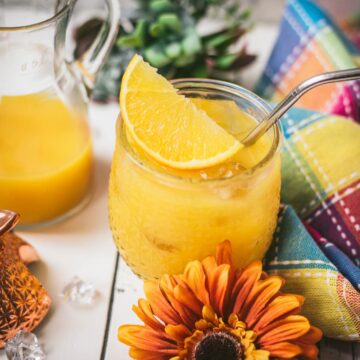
[75,0,120,93]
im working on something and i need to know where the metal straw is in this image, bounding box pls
[242,68,360,146]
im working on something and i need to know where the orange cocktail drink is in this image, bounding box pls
[109,56,282,279]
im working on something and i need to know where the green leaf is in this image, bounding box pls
[213,53,238,69]
[117,34,140,47]
[174,54,196,67]
[237,8,251,20]
[144,45,172,67]
[212,51,256,70]
[203,28,244,50]
[191,63,209,77]
[117,19,147,47]
[158,13,181,33]
[225,53,256,70]
[149,0,173,12]
[181,29,201,56]
[149,22,162,37]
[165,42,182,59]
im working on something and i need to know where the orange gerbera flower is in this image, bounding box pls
[119,241,322,359]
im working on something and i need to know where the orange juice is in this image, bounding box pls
[109,97,281,279]
[0,93,92,225]
[109,58,281,279]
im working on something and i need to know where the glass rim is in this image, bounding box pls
[118,78,282,184]
[0,0,73,32]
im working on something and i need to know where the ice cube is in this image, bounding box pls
[61,276,99,306]
[5,331,45,360]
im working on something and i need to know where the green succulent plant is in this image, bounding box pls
[77,0,255,101]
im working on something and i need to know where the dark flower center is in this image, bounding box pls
[193,331,243,360]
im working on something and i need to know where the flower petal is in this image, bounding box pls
[195,319,212,331]
[144,281,182,325]
[294,326,322,359]
[215,240,233,266]
[249,349,270,360]
[165,324,192,343]
[160,277,198,329]
[232,261,263,315]
[132,299,165,331]
[257,315,311,346]
[261,342,302,359]
[295,343,319,360]
[240,275,284,326]
[129,347,170,360]
[183,330,204,355]
[207,263,231,316]
[174,284,203,316]
[201,255,217,280]
[252,295,304,331]
[161,274,178,291]
[202,305,219,326]
[203,242,236,317]
[183,260,210,306]
[118,325,177,352]
[296,326,323,344]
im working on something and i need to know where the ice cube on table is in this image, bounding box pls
[61,276,99,306]
[5,331,45,360]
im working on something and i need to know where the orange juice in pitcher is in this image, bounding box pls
[0,93,92,225]
[0,0,120,226]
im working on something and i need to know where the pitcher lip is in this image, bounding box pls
[118,78,282,184]
[0,0,74,31]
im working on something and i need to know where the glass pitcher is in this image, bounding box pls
[0,0,120,227]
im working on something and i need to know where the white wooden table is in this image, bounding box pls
[0,103,141,359]
[0,23,358,360]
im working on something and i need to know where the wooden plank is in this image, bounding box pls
[102,258,144,359]
[353,342,360,360]
[319,338,353,360]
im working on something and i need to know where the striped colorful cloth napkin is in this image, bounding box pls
[256,0,360,121]
[257,0,360,340]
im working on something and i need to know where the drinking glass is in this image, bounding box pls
[109,79,282,279]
